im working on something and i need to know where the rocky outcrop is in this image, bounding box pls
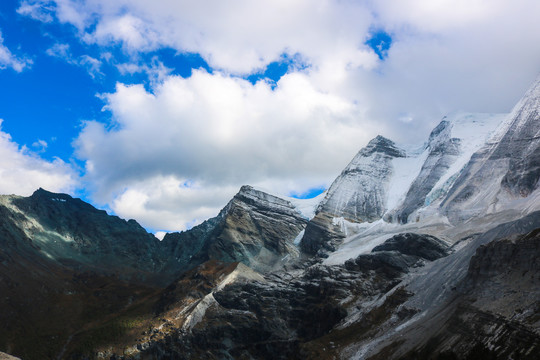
[299,212,345,257]
[163,185,308,272]
[95,233,449,360]
[2,77,540,360]
[377,228,540,360]
[371,233,450,261]
[359,212,540,360]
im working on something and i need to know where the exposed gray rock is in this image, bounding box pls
[390,119,461,223]
[318,135,406,222]
[442,76,540,222]
[372,233,450,261]
[301,136,405,256]
[128,232,449,360]
[359,211,540,360]
[163,185,308,273]
[299,212,345,257]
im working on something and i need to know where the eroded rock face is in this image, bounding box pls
[362,214,540,360]
[114,233,450,360]
[301,136,406,257]
[318,135,406,223]
[208,186,307,269]
[391,120,461,223]
[389,229,540,360]
[442,77,540,222]
[299,212,345,257]
[163,185,308,273]
[2,78,540,360]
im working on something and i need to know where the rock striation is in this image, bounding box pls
[389,119,461,223]
[301,136,406,256]
[120,233,449,360]
[162,185,308,273]
[442,76,540,222]
[318,135,406,222]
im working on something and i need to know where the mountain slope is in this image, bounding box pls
[388,112,503,224]
[1,188,167,283]
[300,136,407,256]
[162,185,310,272]
[442,76,540,222]
[318,135,406,222]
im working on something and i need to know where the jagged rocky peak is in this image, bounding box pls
[318,135,405,222]
[163,185,309,274]
[355,135,406,159]
[442,76,540,222]
[386,117,460,224]
[234,185,303,215]
[302,111,508,255]
[207,185,308,270]
[385,112,505,224]
[300,136,406,257]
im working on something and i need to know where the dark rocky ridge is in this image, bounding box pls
[5,188,168,284]
[372,232,450,261]
[1,76,540,360]
[120,233,449,360]
[1,185,307,285]
[162,185,308,273]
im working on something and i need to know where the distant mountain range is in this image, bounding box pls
[1,76,539,359]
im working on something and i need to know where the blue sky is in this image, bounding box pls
[0,0,539,233]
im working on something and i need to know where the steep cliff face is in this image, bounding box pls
[318,135,406,222]
[301,111,505,256]
[163,185,309,272]
[2,77,540,360]
[301,136,406,256]
[442,77,540,222]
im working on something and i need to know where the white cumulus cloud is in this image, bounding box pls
[0,120,77,196]
[74,70,376,230]
[19,0,540,231]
